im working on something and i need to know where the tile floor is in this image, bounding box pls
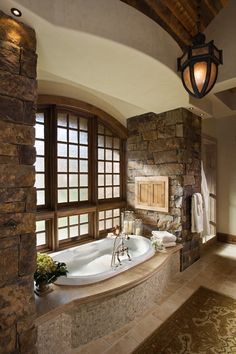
[72,241,236,354]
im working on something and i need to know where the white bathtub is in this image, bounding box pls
[52,235,155,285]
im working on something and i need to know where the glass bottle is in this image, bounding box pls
[134,219,143,236]
[123,211,135,235]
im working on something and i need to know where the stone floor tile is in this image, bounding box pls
[128,314,162,344]
[71,338,110,354]
[103,333,139,354]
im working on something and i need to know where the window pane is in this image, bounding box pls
[113,162,120,173]
[99,211,104,219]
[36,174,45,189]
[80,118,88,131]
[113,174,120,185]
[69,159,78,172]
[58,143,67,157]
[106,210,112,218]
[35,157,44,172]
[69,144,78,158]
[69,130,78,143]
[80,224,88,235]
[70,215,78,225]
[98,135,104,147]
[57,128,67,142]
[37,232,46,246]
[106,149,112,160]
[80,214,88,223]
[106,187,112,198]
[106,162,112,173]
[114,187,120,197]
[58,217,68,227]
[113,150,120,161]
[58,228,68,240]
[69,115,78,129]
[98,188,104,199]
[80,160,88,172]
[80,146,88,159]
[98,148,104,160]
[70,226,78,237]
[69,189,78,202]
[69,174,78,187]
[106,136,113,148]
[98,174,104,186]
[37,190,45,205]
[36,123,44,139]
[106,219,112,229]
[36,220,45,233]
[58,189,67,203]
[106,174,112,186]
[80,174,88,187]
[36,113,44,123]
[58,174,68,188]
[80,188,88,201]
[35,140,44,155]
[58,113,67,127]
[98,162,104,173]
[99,220,104,231]
[79,132,88,145]
[58,158,67,172]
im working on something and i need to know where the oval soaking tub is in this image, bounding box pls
[52,235,155,285]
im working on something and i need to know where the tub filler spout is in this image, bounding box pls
[111,233,131,268]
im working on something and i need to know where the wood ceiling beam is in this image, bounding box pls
[163,0,196,37]
[144,0,192,46]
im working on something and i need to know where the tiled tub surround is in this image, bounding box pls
[36,245,181,354]
[52,235,154,285]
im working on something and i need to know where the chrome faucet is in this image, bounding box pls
[111,232,131,268]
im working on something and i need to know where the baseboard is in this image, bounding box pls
[217,232,236,244]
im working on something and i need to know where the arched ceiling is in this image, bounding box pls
[1,0,235,125]
[121,0,228,48]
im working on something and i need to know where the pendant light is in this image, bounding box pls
[177,0,223,98]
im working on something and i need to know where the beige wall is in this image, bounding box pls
[202,116,236,236]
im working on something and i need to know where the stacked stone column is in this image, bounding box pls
[0,11,37,354]
[127,108,201,270]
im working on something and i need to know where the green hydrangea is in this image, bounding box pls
[34,252,68,286]
[36,253,57,274]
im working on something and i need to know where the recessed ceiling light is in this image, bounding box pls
[200,113,204,117]
[189,107,194,110]
[11,8,22,17]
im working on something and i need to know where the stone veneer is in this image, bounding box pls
[127,108,201,270]
[0,11,37,354]
[37,251,180,354]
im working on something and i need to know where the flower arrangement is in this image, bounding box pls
[150,235,166,252]
[34,253,68,288]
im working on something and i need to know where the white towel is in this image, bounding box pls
[191,193,203,233]
[162,242,176,248]
[201,162,210,237]
[152,231,176,243]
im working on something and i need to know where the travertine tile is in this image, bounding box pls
[103,333,139,354]
[71,338,110,354]
[129,314,162,344]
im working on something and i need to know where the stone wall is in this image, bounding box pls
[0,11,37,354]
[127,108,201,270]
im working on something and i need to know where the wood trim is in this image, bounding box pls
[37,95,128,140]
[217,232,236,245]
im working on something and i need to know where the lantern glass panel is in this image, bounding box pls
[193,61,207,93]
[183,66,194,94]
[192,46,209,57]
[206,62,217,93]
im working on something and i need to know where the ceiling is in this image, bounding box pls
[121,0,228,48]
[1,0,235,125]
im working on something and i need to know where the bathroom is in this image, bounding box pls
[0,1,236,353]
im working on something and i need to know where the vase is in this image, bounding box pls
[34,281,53,296]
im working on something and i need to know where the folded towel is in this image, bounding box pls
[163,242,176,248]
[152,231,176,243]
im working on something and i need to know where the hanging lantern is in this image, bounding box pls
[177,32,223,98]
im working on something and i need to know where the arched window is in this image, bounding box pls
[35,96,127,251]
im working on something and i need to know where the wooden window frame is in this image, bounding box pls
[36,96,127,252]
